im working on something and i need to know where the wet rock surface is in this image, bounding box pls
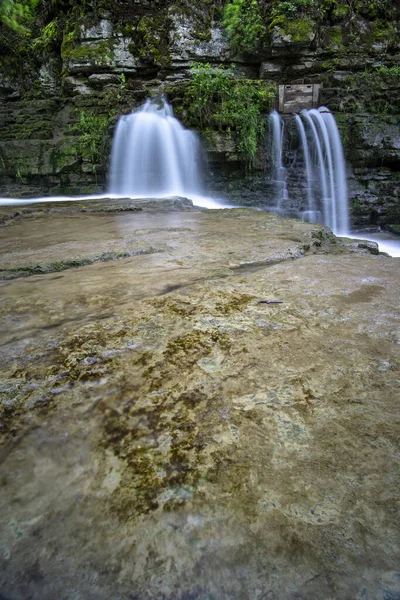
[0,202,399,599]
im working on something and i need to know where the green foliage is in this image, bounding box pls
[268,0,316,41]
[15,165,27,183]
[270,14,314,41]
[222,0,266,54]
[276,0,315,17]
[32,18,63,52]
[338,64,400,115]
[119,73,126,89]
[362,65,400,80]
[117,73,126,101]
[0,0,39,34]
[70,111,112,165]
[267,0,396,28]
[184,63,276,166]
[128,14,171,66]
[312,0,394,21]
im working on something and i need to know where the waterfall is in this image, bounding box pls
[301,107,349,235]
[301,110,330,223]
[109,96,204,198]
[295,114,317,223]
[269,106,349,235]
[269,110,288,209]
[319,107,349,235]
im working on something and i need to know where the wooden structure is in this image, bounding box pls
[278,84,321,113]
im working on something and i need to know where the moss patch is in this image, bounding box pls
[271,15,315,43]
[0,248,161,280]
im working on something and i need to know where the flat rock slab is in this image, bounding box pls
[0,203,399,600]
[0,196,197,223]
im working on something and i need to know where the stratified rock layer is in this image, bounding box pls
[0,1,399,226]
[0,201,399,599]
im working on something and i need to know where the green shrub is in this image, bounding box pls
[32,18,64,52]
[276,0,315,17]
[222,0,266,54]
[0,0,39,34]
[70,111,112,164]
[360,65,400,83]
[184,63,276,166]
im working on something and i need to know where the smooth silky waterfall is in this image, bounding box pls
[301,107,349,235]
[109,97,204,197]
[269,110,288,208]
[295,114,316,222]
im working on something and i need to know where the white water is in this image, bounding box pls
[0,193,229,209]
[0,97,231,212]
[295,114,314,216]
[319,107,349,235]
[302,107,349,235]
[270,107,349,235]
[344,233,400,258]
[269,110,288,208]
[301,110,330,219]
[109,97,205,198]
[307,108,338,232]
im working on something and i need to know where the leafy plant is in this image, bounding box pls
[0,0,39,34]
[32,18,63,52]
[70,111,112,165]
[184,63,276,166]
[314,0,394,21]
[15,164,28,183]
[276,0,315,17]
[222,0,266,54]
[359,65,400,84]
[375,65,400,78]
[116,73,127,100]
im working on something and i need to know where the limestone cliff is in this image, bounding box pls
[0,0,399,226]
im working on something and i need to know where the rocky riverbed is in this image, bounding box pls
[0,199,399,600]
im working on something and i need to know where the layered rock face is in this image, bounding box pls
[0,0,399,226]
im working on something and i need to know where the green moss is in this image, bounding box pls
[338,66,400,115]
[0,249,160,280]
[99,394,201,517]
[334,114,350,149]
[62,38,115,64]
[98,362,235,519]
[163,331,215,366]
[271,15,315,42]
[214,293,255,315]
[128,13,171,67]
[32,17,64,52]
[222,0,266,54]
[385,224,400,236]
[327,26,343,48]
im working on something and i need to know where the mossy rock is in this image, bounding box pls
[385,224,400,236]
[271,17,316,45]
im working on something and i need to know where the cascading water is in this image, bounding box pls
[301,109,330,224]
[269,106,349,236]
[295,114,318,224]
[301,107,349,235]
[109,96,204,198]
[319,107,349,235]
[269,110,288,210]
